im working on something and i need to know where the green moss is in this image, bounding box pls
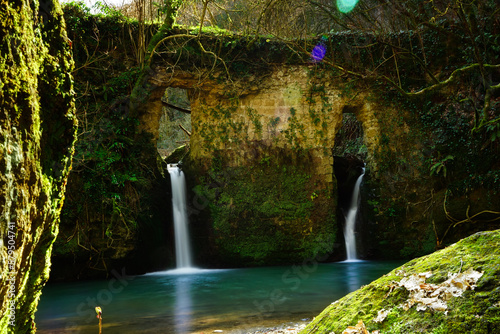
[1,0,77,332]
[193,150,336,266]
[301,230,500,334]
[165,144,189,164]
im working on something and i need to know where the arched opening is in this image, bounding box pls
[333,110,366,259]
[333,109,366,160]
[157,87,192,159]
[155,87,193,267]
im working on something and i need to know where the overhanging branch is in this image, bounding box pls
[403,63,500,97]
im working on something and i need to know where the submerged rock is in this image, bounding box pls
[301,230,500,333]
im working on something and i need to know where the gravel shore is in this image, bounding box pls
[227,321,308,334]
[248,323,307,333]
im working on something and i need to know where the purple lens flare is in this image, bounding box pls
[311,35,328,63]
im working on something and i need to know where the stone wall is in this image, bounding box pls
[146,65,388,183]
[135,64,412,264]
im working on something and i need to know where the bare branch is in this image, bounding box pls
[406,64,500,97]
[179,123,192,136]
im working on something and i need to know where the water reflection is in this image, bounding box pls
[344,262,362,292]
[174,276,192,334]
[37,262,403,333]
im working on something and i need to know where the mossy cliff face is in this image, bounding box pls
[186,149,337,266]
[0,0,77,332]
[301,230,500,334]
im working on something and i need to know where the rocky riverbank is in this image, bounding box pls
[201,320,308,334]
[302,230,500,333]
[244,322,307,334]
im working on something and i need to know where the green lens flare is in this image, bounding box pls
[337,0,359,13]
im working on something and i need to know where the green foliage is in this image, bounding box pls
[0,0,77,330]
[485,119,500,143]
[430,155,454,178]
[92,1,128,20]
[102,67,142,100]
[55,11,163,263]
[399,224,436,259]
[448,170,500,197]
[63,1,131,23]
[247,107,263,138]
[282,107,306,151]
[60,108,153,239]
[416,89,499,191]
[189,25,234,36]
[156,0,184,28]
[194,98,258,151]
[63,1,91,16]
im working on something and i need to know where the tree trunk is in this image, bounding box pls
[164,0,184,30]
[0,0,77,332]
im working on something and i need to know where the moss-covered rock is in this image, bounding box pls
[165,144,190,164]
[301,230,500,334]
[0,0,77,331]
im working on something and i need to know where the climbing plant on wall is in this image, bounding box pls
[52,5,171,277]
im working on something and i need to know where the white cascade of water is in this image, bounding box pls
[167,164,193,269]
[343,167,365,261]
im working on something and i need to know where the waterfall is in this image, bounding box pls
[168,164,193,269]
[343,167,365,261]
